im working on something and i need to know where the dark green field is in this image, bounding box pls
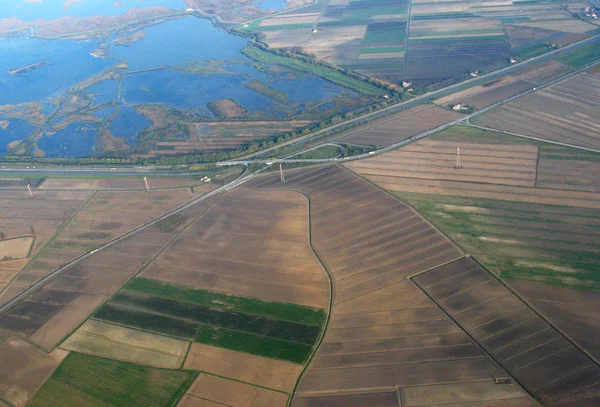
[195,325,313,364]
[28,353,196,407]
[93,278,326,363]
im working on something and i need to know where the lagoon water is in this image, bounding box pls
[255,0,289,11]
[0,119,33,155]
[109,107,151,141]
[1,11,352,157]
[0,0,187,21]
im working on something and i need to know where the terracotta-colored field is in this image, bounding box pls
[346,139,538,187]
[0,196,219,350]
[414,258,600,406]
[474,73,600,150]
[60,319,190,369]
[247,166,537,406]
[337,105,462,146]
[0,337,67,407]
[510,281,600,362]
[0,187,197,307]
[184,343,302,392]
[141,187,329,308]
[178,374,288,407]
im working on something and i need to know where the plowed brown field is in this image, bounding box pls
[247,166,537,407]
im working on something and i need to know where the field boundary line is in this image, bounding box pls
[185,394,232,407]
[196,370,289,394]
[471,257,600,367]
[0,190,97,301]
[51,194,224,353]
[408,277,539,403]
[534,145,540,187]
[0,395,15,407]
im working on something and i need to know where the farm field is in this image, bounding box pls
[249,0,407,84]
[0,189,92,294]
[395,192,600,290]
[337,104,462,146]
[59,319,190,369]
[473,72,600,150]
[346,124,600,289]
[347,125,600,208]
[0,336,67,407]
[249,0,597,89]
[413,258,600,406]
[178,374,288,407]
[0,186,207,307]
[148,121,314,156]
[28,352,196,407]
[404,36,511,88]
[38,176,212,191]
[247,165,537,406]
[434,76,535,110]
[0,236,34,261]
[510,281,600,362]
[0,195,219,350]
[137,187,330,308]
[92,277,326,364]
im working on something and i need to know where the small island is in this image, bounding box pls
[7,62,48,75]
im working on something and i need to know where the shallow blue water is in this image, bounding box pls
[114,17,248,70]
[0,37,110,105]
[109,106,151,141]
[0,119,33,155]
[87,79,119,106]
[0,0,187,21]
[1,14,354,156]
[254,0,288,11]
[92,105,116,118]
[38,123,97,157]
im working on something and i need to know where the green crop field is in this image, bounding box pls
[556,42,600,68]
[28,353,196,407]
[195,325,313,364]
[242,46,385,95]
[93,278,326,363]
[398,193,600,290]
[126,278,326,326]
[360,47,404,54]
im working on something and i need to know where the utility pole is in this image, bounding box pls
[280,164,286,184]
